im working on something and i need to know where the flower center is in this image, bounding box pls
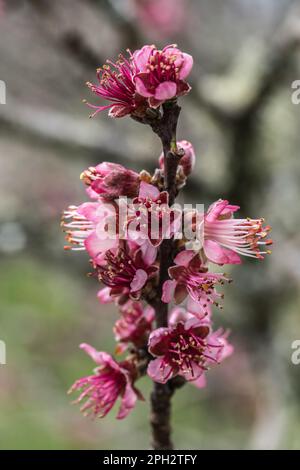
[98,250,137,287]
[146,50,180,85]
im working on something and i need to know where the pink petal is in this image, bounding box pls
[97,287,113,304]
[154,81,177,100]
[221,247,242,265]
[135,77,153,97]
[163,46,183,63]
[187,297,212,319]
[169,265,185,279]
[220,342,234,361]
[181,362,203,381]
[204,239,228,265]
[133,45,153,71]
[206,200,229,223]
[162,279,176,303]
[192,373,207,389]
[144,305,155,323]
[139,181,160,200]
[108,104,130,118]
[117,382,137,419]
[130,269,148,292]
[94,201,117,221]
[174,249,195,267]
[204,239,242,265]
[169,307,190,326]
[148,327,170,355]
[213,331,234,361]
[147,358,175,383]
[221,204,240,217]
[85,232,117,259]
[79,343,100,362]
[147,358,164,381]
[174,284,188,304]
[93,251,109,266]
[184,316,209,332]
[179,53,194,79]
[79,343,117,369]
[77,202,99,221]
[140,241,158,265]
[86,186,99,200]
[94,161,111,173]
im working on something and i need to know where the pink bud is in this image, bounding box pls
[178,140,196,176]
[81,162,140,199]
[159,140,196,177]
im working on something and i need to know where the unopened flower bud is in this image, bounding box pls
[81,162,140,199]
[159,140,195,177]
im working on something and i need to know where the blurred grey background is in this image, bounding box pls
[0,0,300,449]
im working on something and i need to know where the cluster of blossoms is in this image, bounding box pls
[62,45,272,421]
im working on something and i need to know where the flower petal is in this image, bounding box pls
[85,232,117,259]
[117,382,137,419]
[154,81,177,100]
[206,199,229,223]
[139,181,160,200]
[221,247,242,265]
[179,53,194,79]
[133,45,154,71]
[77,202,99,221]
[174,283,188,304]
[180,361,203,381]
[204,239,228,265]
[135,76,153,97]
[79,343,118,369]
[162,279,176,303]
[140,241,158,265]
[130,269,148,292]
[86,186,100,200]
[174,249,195,267]
[97,287,113,304]
[169,307,190,325]
[148,327,170,355]
[187,296,212,319]
[147,358,175,383]
[192,373,207,389]
[109,104,131,118]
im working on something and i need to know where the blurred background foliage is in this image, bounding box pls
[0,0,300,449]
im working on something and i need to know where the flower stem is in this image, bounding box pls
[149,100,182,450]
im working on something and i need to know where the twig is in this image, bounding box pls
[145,101,183,450]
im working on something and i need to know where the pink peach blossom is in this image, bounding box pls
[162,250,229,317]
[147,317,231,384]
[167,307,233,388]
[85,51,147,119]
[133,44,193,108]
[96,247,157,302]
[201,199,272,265]
[62,201,118,264]
[69,343,143,419]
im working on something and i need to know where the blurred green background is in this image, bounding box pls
[1,0,300,449]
